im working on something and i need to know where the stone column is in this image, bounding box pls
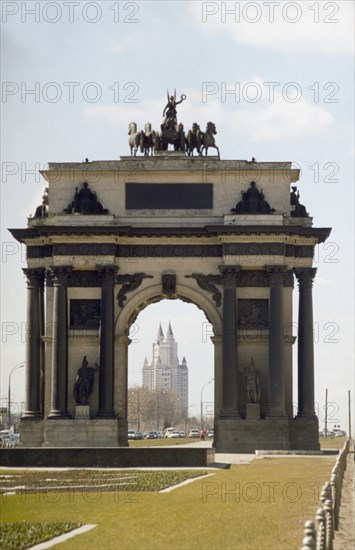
[116,335,131,445]
[97,266,117,418]
[48,266,71,419]
[266,265,287,417]
[294,268,317,417]
[211,336,222,419]
[22,268,45,419]
[219,265,240,417]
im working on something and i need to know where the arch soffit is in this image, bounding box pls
[116,283,222,337]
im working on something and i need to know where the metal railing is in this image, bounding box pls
[300,438,351,550]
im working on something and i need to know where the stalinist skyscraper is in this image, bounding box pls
[142,322,188,413]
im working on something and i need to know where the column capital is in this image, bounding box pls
[294,267,317,289]
[265,265,288,286]
[218,264,241,286]
[50,266,72,286]
[23,268,45,287]
[97,265,118,285]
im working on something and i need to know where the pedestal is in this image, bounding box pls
[215,417,291,453]
[75,406,90,419]
[246,403,260,421]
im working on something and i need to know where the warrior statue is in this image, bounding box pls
[240,358,261,404]
[162,89,186,131]
[73,356,99,406]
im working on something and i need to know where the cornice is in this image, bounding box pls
[9,225,331,245]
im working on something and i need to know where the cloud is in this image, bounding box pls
[188,1,354,55]
[232,92,334,141]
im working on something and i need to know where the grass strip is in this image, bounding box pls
[1,457,336,549]
[0,521,81,550]
[0,469,208,494]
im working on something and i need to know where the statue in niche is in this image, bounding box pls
[64,182,109,215]
[240,358,261,404]
[73,356,99,405]
[34,187,49,217]
[290,186,309,217]
[231,181,275,214]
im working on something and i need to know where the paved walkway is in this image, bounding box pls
[334,453,355,550]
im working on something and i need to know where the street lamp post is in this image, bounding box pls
[8,363,25,428]
[200,378,214,429]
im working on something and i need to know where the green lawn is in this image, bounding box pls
[1,456,335,550]
[129,436,199,447]
[319,436,347,449]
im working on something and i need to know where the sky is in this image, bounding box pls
[1,1,354,432]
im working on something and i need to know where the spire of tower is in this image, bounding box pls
[157,323,164,343]
[166,321,174,340]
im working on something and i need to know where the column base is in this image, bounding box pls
[21,411,41,420]
[290,416,320,450]
[19,418,44,446]
[96,410,116,419]
[47,410,71,419]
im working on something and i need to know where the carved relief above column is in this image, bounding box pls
[185,273,222,306]
[116,273,153,308]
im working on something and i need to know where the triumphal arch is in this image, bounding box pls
[10,97,331,452]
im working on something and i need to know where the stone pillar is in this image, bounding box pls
[266,265,287,417]
[48,266,71,419]
[97,266,117,418]
[116,335,131,445]
[294,268,317,417]
[211,336,222,419]
[219,265,240,417]
[22,268,45,419]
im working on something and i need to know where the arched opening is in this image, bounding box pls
[127,299,215,436]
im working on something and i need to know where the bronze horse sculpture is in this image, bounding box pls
[128,122,141,156]
[200,122,220,157]
[186,123,203,156]
[140,123,155,156]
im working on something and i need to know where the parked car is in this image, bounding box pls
[189,429,200,438]
[147,431,158,439]
[179,431,185,437]
[207,429,214,438]
[333,429,346,437]
[9,434,20,447]
[134,432,144,440]
[164,427,178,438]
[168,430,180,438]
[157,431,165,439]
[128,430,135,440]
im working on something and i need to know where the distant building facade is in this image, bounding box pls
[142,323,188,413]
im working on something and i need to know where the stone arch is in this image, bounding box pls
[115,283,222,338]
